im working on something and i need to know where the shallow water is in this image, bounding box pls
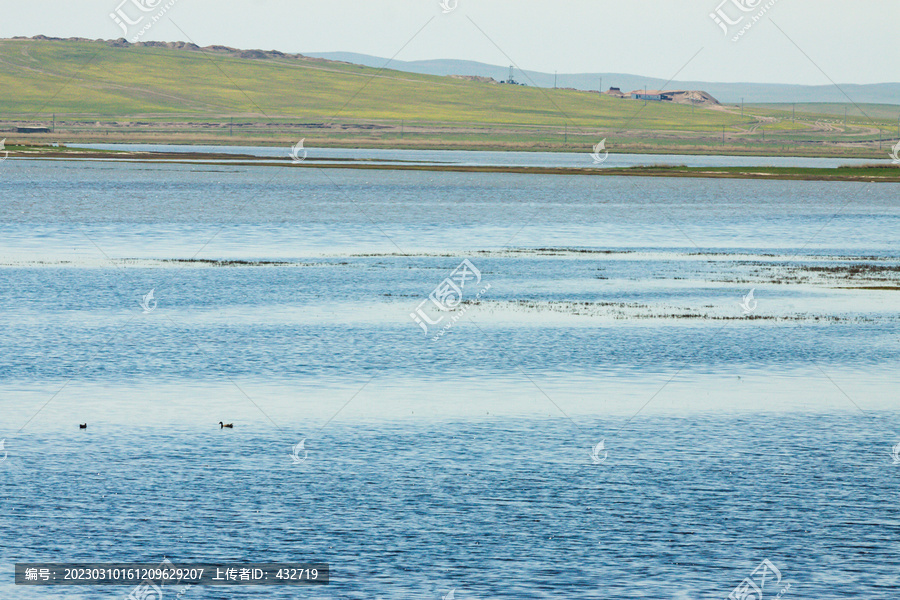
[68,143,893,169]
[1,157,898,598]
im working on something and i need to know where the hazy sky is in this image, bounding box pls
[2,1,896,84]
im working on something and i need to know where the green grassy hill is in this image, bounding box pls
[0,37,894,156]
[0,38,752,129]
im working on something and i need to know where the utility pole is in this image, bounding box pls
[599,77,602,95]
[722,125,725,146]
[52,113,55,133]
[230,117,233,136]
[564,122,567,144]
[792,103,795,121]
[554,71,557,89]
[844,106,847,126]
[741,98,744,118]
[400,120,404,139]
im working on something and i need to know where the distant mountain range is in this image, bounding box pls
[306,52,900,105]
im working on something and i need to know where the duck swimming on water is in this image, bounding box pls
[79,423,87,429]
[219,422,233,429]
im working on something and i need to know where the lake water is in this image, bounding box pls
[1,157,899,599]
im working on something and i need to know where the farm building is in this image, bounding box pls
[630,90,664,101]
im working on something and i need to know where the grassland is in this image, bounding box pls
[1,37,898,157]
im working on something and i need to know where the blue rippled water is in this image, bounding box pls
[1,157,899,598]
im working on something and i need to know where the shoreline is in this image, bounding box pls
[2,135,893,160]
[6,147,900,182]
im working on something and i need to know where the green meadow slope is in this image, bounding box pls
[0,37,895,156]
[0,38,743,129]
